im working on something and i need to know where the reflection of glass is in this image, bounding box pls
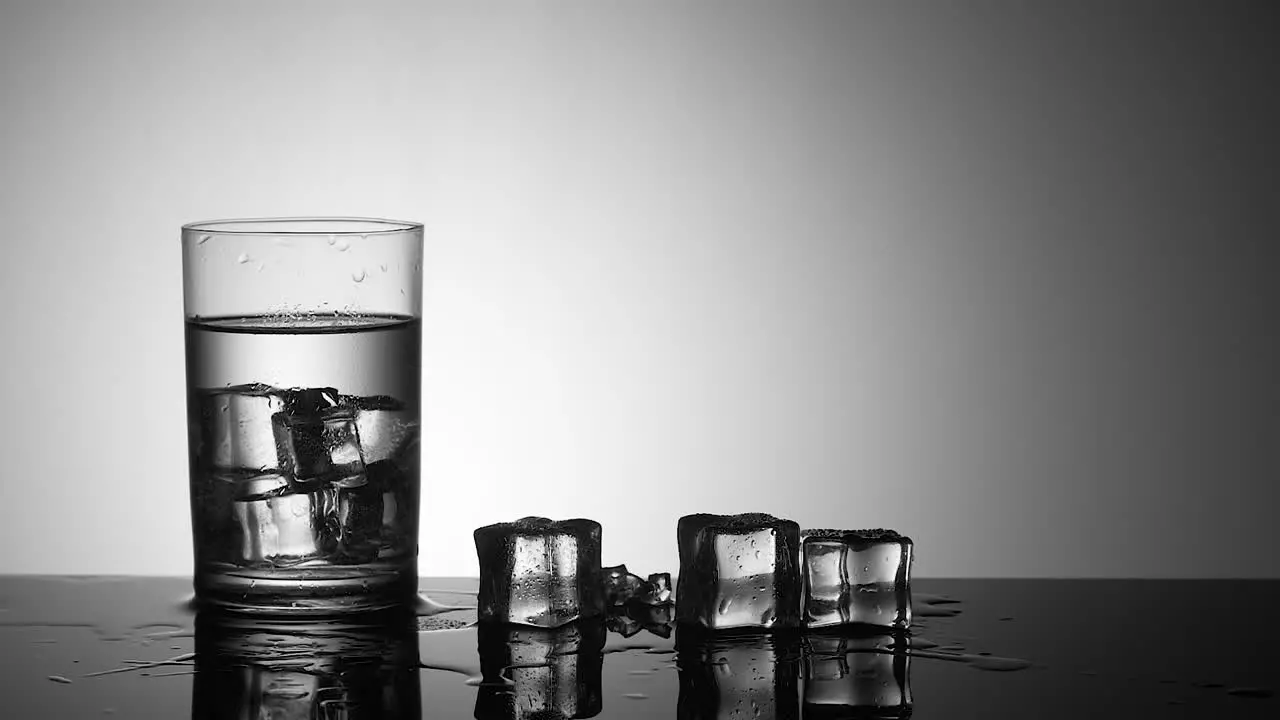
[675,628,802,720]
[192,609,421,719]
[803,631,912,719]
[474,619,605,720]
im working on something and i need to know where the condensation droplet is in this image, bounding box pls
[237,253,250,264]
[352,269,366,283]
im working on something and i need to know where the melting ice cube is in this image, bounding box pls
[346,394,418,464]
[193,384,286,472]
[676,513,802,630]
[474,517,604,627]
[228,490,333,567]
[602,564,645,606]
[801,529,913,629]
[272,402,365,487]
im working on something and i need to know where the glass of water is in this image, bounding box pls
[182,218,423,614]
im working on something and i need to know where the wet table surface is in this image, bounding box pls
[0,577,1276,718]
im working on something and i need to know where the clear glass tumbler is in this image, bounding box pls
[182,218,423,614]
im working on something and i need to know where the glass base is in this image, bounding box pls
[194,561,418,616]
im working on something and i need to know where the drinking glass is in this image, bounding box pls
[182,218,423,614]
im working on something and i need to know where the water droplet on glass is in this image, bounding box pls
[335,237,350,251]
[352,269,366,283]
[380,264,388,272]
[327,234,337,246]
[196,234,210,245]
[236,253,250,264]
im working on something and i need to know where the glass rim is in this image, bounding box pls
[182,217,422,236]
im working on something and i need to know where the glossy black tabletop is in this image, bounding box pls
[0,577,1276,718]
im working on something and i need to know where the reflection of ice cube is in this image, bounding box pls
[628,601,675,638]
[230,491,332,566]
[802,529,913,629]
[195,384,286,472]
[607,611,643,637]
[272,407,365,486]
[474,517,604,627]
[676,630,801,720]
[475,620,605,720]
[347,394,418,464]
[676,513,801,630]
[803,632,912,717]
[602,564,645,606]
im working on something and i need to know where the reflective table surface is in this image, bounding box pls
[0,577,1276,718]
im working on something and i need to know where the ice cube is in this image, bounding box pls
[332,481,382,565]
[475,619,605,720]
[803,632,912,717]
[676,630,801,720]
[345,394,419,464]
[602,564,645,606]
[228,490,333,567]
[193,384,286,472]
[637,572,672,605]
[676,513,802,630]
[367,459,415,560]
[801,529,913,629]
[474,517,604,627]
[272,404,365,487]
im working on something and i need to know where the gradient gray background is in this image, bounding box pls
[0,1,1276,578]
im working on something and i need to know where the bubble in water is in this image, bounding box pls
[196,234,210,245]
[335,237,350,251]
[236,253,250,264]
[352,269,366,282]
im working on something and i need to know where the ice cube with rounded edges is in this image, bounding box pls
[801,529,913,629]
[474,517,604,627]
[229,490,333,567]
[272,406,365,487]
[193,384,287,472]
[638,572,672,605]
[602,564,645,606]
[332,481,382,564]
[345,394,419,464]
[676,513,802,630]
